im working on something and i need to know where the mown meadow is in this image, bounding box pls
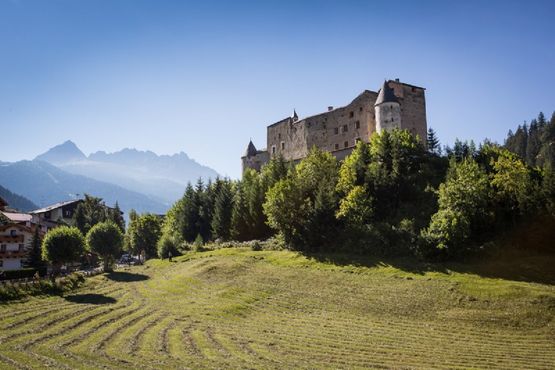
[1,247,554,369]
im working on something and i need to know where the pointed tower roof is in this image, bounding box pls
[244,140,258,157]
[292,109,298,121]
[374,80,399,106]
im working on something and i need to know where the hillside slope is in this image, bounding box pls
[0,184,38,211]
[0,248,553,369]
[0,160,168,214]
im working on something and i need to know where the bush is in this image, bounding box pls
[157,233,181,259]
[42,226,86,276]
[86,221,124,272]
[193,234,205,252]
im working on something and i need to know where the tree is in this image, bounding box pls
[427,128,441,155]
[211,179,234,241]
[264,147,339,250]
[157,233,180,259]
[108,202,125,233]
[26,227,45,271]
[42,226,85,276]
[230,182,251,241]
[125,213,162,259]
[422,158,491,256]
[73,194,108,235]
[86,221,124,272]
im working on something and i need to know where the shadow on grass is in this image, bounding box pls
[64,293,117,305]
[105,271,149,282]
[305,251,555,285]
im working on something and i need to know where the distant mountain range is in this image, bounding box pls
[0,160,167,214]
[0,140,219,215]
[0,184,38,212]
[35,141,218,202]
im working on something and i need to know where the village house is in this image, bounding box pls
[29,199,84,229]
[0,224,34,271]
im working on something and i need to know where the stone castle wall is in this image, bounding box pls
[244,80,427,172]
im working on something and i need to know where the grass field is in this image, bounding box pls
[0,247,554,369]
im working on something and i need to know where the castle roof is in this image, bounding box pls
[244,140,258,157]
[375,80,399,106]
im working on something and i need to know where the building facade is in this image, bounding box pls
[242,79,427,172]
[0,224,34,271]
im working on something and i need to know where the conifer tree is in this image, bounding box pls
[26,227,45,270]
[426,128,440,155]
[211,179,234,241]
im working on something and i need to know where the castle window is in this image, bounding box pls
[278,133,281,140]
[271,145,276,155]
[349,111,354,118]
[343,124,348,133]
[355,138,361,143]
[334,127,339,135]
[355,121,360,129]
[281,141,285,150]
[359,107,363,112]
[344,141,349,148]
[334,143,339,150]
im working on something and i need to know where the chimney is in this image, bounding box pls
[395,78,400,82]
[328,106,333,111]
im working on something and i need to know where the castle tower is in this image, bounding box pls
[374,80,401,133]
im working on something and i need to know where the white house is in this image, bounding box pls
[0,224,34,271]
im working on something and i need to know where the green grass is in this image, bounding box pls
[0,247,554,369]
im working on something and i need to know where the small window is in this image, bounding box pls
[10,230,16,237]
[334,143,339,150]
[359,107,363,112]
[0,244,6,252]
[344,141,349,148]
[355,121,360,129]
[19,244,24,251]
[278,133,281,140]
[271,145,276,155]
[349,111,354,118]
[334,127,339,135]
[0,260,3,267]
[343,124,348,133]
[355,138,361,143]
[281,141,285,150]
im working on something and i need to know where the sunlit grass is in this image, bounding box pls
[0,247,553,369]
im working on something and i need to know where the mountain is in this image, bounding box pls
[34,143,219,203]
[35,140,87,165]
[0,184,38,212]
[0,160,168,215]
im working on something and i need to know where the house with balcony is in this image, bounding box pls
[0,224,34,271]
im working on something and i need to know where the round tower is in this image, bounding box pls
[374,80,401,133]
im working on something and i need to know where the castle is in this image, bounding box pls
[242,79,427,172]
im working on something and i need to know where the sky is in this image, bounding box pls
[1,0,554,178]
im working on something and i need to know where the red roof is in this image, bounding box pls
[1,212,32,223]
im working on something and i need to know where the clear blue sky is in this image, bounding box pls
[1,0,554,178]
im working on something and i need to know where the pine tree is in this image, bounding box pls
[26,227,45,270]
[426,128,440,155]
[230,182,251,241]
[211,180,234,241]
[109,201,126,232]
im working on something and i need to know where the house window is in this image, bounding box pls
[281,141,285,150]
[10,230,16,237]
[334,143,339,150]
[45,211,51,219]
[349,111,354,118]
[343,124,348,133]
[0,244,5,252]
[271,145,276,155]
[355,121,360,129]
[344,141,349,148]
[334,127,339,135]
[0,260,3,267]
[19,244,24,252]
